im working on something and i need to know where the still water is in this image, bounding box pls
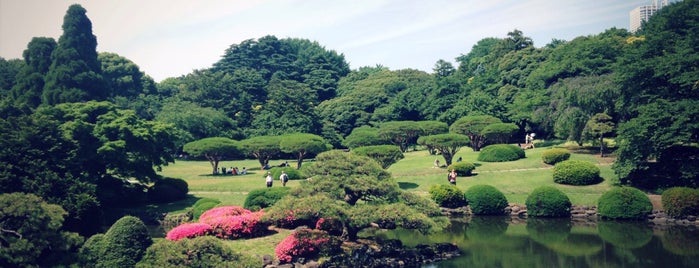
[370,217,699,268]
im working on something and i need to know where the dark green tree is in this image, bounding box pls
[279,133,330,169]
[482,123,519,144]
[377,120,423,152]
[240,135,282,169]
[351,145,404,169]
[42,4,105,105]
[341,125,389,149]
[155,100,238,141]
[11,37,56,107]
[583,113,615,157]
[249,77,321,136]
[450,115,502,151]
[417,133,470,166]
[98,52,155,98]
[183,137,240,174]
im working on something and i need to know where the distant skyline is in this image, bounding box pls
[1,0,661,82]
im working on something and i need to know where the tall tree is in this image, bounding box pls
[450,115,502,151]
[42,4,105,105]
[417,133,470,166]
[377,121,423,152]
[182,137,240,175]
[248,78,320,136]
[279,133,330,169]
[11,37,56,107]
[98,52,155,98]
[582,113,615,157]
[240,135,282,169]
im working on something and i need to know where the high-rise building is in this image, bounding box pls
[629,0,670,32]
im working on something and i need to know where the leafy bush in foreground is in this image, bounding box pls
[447,161,476,176]
[541,148,571,165]
[477,144,525,162]
[553,160,602,185]
[464,185,508,215]
[429,184,468,208]
[244,187,290,210]
[525,186,572,217]
[661,187,699,218]
[137,236,260,268]
[598,187,652,220]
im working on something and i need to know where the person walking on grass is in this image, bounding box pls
[448,169,457,185]
[280,170,289,187]
[265,171,273,187]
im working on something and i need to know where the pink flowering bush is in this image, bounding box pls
[198,206,250,223]
[274,228,341,264]
[165,222,212,241]
[207,211,269,239]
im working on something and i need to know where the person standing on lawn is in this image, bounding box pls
[265,171,273,187]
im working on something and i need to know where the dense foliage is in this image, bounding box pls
[464,185,508,215]
[541,148,571,165]
[137,236,261,268]
[661,187,699,219]
[525,186,572,217]
[243,187,291,211]
[597,187,652,220]
[477,144,525,162]
[446,161,476,176]
[552,160,603,185]
[81,216,152,267]
[351,144,405,169]
[428,184,468,208]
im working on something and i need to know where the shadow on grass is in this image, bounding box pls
[398,182,419,189]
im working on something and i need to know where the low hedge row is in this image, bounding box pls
[477,144,525,162]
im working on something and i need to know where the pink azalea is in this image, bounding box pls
[165,222,211,241]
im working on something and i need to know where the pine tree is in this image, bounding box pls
[42,4,105,105]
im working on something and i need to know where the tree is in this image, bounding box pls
[155,100,238,141]
[351,145,404,169]
[377,121,423,152]
[42,4,105,104]
[417,133,470,166]
[583,113,615,157]
[450,115,502,151]
[265,150,446,241]
[248,78,321,136]
[11,37,56,107]
[0,193,83,267]
[239,135,282,169]
[341,126,389,149]
[433,59,455,77]
[279,133,330,169]
[98,52,155,98]
[183,137,240,175]
[482,123,518,145]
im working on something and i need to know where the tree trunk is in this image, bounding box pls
[599,137,605,157]
[296,152,304,169]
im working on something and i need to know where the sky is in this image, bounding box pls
[1,0,661,82]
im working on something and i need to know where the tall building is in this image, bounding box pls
[629,0,670,32]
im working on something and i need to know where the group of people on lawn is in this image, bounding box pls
[220,166,247,175]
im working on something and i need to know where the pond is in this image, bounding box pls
[368,217,699,268]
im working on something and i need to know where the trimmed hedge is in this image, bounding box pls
[553,160,602,185]
[428,184,468,208]
[98,216,152,267]
[477,144,525,162]
[525,186,572,217]
[269,166,302,181]
[464,184,508,215]
[138,236,261,267]
[447,161,476,176]
[598,187,652,220]
[192,198,221,220]
[244,187,291,211]
[661,187,699,218]
[148,177,188,203]
[541,148,571,165]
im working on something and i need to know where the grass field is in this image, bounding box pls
[155,144,616,257]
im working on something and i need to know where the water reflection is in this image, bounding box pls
[369,217,699,268]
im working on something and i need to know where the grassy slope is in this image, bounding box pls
[156,145,615,257]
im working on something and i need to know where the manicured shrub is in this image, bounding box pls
[525,186,572,217]
[541,148,571,165]
[79,233,106,266]
[137,236,261,268]
[269,166,302,181]
[192,198,221,220]
[661,187,699,218]
[464,185,508,215]
[274,228,341,264]
[553,160,602,185]
[428,184,468,208]
[165,222,212,241]
[447,161,476,176]
[243,187,290,211]
[597,187,652,220]
[148,177,189,203]
[351,145,404,168]
[99,216,153,267]
[477,144,525,162]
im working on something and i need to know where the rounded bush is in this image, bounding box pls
[148,177,189,203]
[192,198,221,220]
[597,187,652,220]
[464,184,508,215]
[138,236,261,267]
[553,160,602,185]
[269,166,302,181]
[477,144,525,162]
[541,148,571,165]
[244,187,290,211]
[661,187,699,218]
[447,161,476,176]
[428,184,468,208]
[100,216,152,267]
[525,186,572,217]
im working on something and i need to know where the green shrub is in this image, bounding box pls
[661,187,699,218]
[244,187,291,210]
[447,161,476,176]
[541,148,571,165]
[192,198,221,220]
[79,234,106,266]
[428,184,468,208]
[351,145,404,169]
[148,177,189,203]
[99,216,152,267]
[137,236,260,268]
[96,175,148,207]
[598,187,652,220]
[477,144,525,162]
[269,166,302,181]
[464,184,508,215]
[525,186,572,217]
[553,160,602,185]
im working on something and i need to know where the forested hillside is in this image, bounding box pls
[0,1,698,264]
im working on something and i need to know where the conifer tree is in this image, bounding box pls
[42,4,105,105]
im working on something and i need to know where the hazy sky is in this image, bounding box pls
[1,0,657,82]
